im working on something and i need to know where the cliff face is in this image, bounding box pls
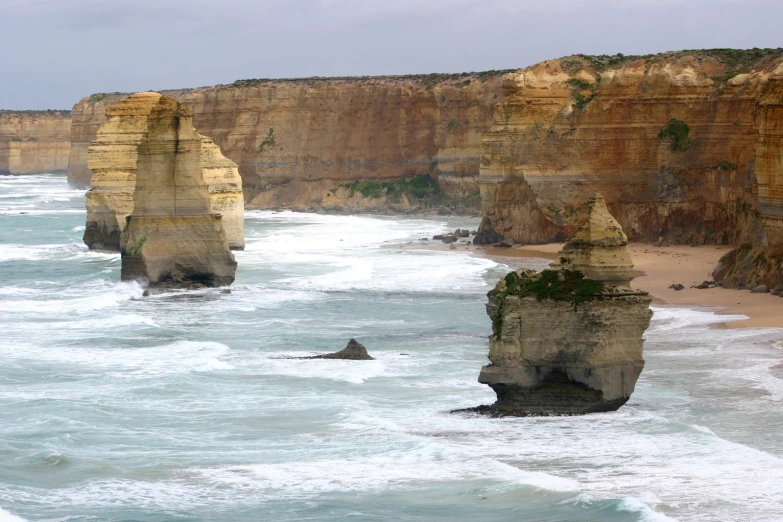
[0,111,71,174]
[118,93,237,288]
[479,194,652,415]
[477,50,783,246]
[713,64,783,288]
[67,73,510,209]
[84,94,244,251]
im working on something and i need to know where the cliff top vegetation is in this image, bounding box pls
[559,48,783,84]
[0,109,72,116]
[228,70,517,89]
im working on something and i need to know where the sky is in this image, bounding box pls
[1,0,781,109]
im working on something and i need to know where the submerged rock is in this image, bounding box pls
[306,339,374,360]
[477,193,652,415]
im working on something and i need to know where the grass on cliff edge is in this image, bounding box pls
[559,48,783,83]
[489,269,606,339]
[229,70,516,89]
[0,109,72,116]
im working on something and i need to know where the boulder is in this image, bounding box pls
[669,283,685,291]
[751,285,769,293]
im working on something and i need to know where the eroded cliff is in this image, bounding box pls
[476,49,783,246]
[0,111,71,175]
[68,73,511,211]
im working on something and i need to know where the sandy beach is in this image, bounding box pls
[415,241,783,329]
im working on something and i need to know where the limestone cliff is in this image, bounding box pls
[84,94,244,251]
[118,93,237,288]
[477,49,783,246]
[478,194,652,415]
[67,73,510,211]
[0,111,71,174]
[713,63,783,288]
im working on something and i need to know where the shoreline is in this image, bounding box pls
[411,240,783,330]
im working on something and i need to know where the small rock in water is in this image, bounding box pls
[750,285,769,293]
[669,283,685,291]
[306,339,374,360]
[433,235,444,240]
[493,241,512,248]
[221,289,232,294]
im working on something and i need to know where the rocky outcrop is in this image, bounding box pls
[84,94,244,251]
[0,111,70,174]
[200,137,245,249]
[304,339,374,360]
[713,64,783,289]
[90,92,236,288]
[67,73,511,211]
[478,194,652,415]
[478,49,783,246]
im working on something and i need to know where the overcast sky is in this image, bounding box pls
[2,0,781,109]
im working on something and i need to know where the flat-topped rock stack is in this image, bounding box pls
[84,92,244,251]
[87,92,238,288]
[478,193,653,415]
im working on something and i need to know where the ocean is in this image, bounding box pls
[1,174,782,521]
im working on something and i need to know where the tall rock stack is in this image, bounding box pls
[84,92,244,251]
[120,94,237,288]
[478,193,653,415]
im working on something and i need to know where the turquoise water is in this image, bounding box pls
[1,174,782,522]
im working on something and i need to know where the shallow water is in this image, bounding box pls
[1,174,782,522]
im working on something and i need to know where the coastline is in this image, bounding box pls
[414,240,783,329]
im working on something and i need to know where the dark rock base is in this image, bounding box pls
[460,378,629,417]
[83,222,120,251]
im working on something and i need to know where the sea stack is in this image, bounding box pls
[115,93,237,288]
[478,193,652,415]
[84,92,244,251]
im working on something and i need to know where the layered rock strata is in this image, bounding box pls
[67,73,511,210]
[0,111,71,174]
[478,194,652,415]
[84,94,244,251]
[714,64,783,288]
[119,93,237,288]
[477,49,783,246]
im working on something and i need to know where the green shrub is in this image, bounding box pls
[257,128,276,153]
[659,119,695,151]
[489,269,605,339]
